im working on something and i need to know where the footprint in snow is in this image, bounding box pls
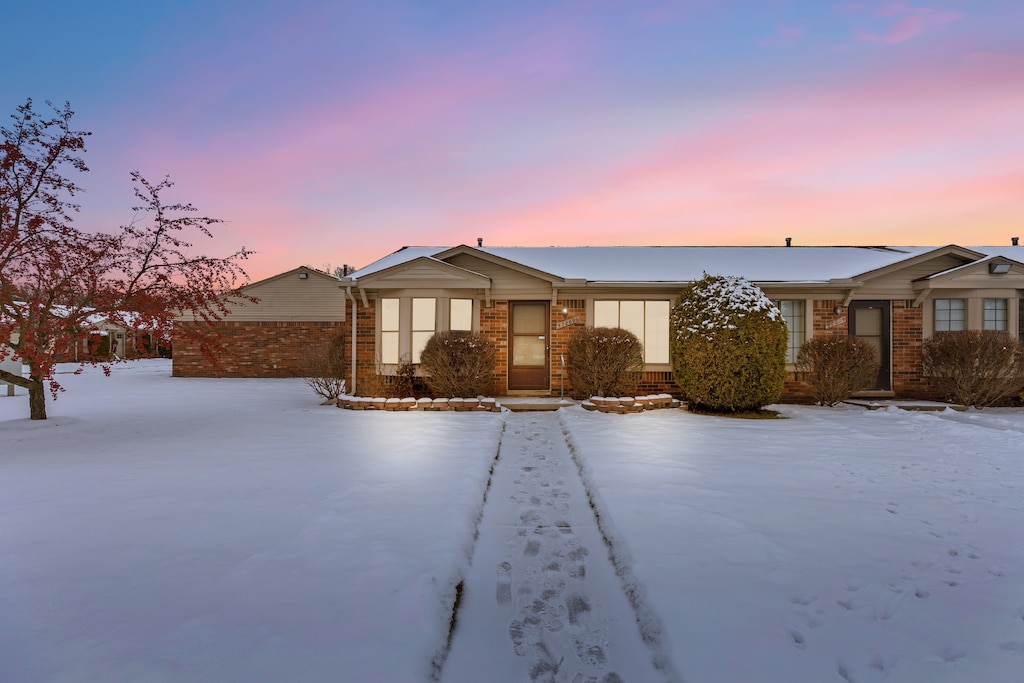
[497,562,512,605]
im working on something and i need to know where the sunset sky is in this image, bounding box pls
[5,0,1023,281]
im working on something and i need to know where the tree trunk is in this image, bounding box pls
[28,377,47,420]
[0,365,48,419]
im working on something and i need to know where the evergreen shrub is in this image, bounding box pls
[670,274,787,412]
[796,335,879,406]
[420,330,496,398]
[923,330,1024,408]
[565,326,644,398]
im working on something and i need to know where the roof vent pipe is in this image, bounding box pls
[1013,237,1019,247]
[477,237,483,247]
[785,237,792,247]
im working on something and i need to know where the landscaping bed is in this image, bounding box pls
[581,393,680,413]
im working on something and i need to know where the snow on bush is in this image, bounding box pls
[671,274,787,412]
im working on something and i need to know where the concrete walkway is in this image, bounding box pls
[441,411,664,683]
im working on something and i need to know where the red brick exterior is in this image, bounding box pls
[347,297,681,397]
[782,299,933,401]
[172,320,346,378]
[782,299,849,402]
[480,301,509,395]
[892,300,929,397]
[353,299,377,392]
[178,296,940,401]
[551,299,586,396]
[549,299,677,398]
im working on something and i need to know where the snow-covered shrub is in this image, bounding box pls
[565,326,643,399]
[302,334,347,400]
[923,330,1024,408]
[670,274,787,412]
[796,335,879,407]
[420,330,495,398]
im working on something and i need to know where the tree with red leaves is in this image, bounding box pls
[1,99,252,419]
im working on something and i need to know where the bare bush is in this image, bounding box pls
[796,335,879,406]
[566,326,644,399]
[302,335,347,400]
[420,330,496,397]
[923,330,1024,408]
[391,358,416,398]
[363,355,417,398]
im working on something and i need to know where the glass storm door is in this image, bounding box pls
[849,300,891,391]
[508,301,550,391]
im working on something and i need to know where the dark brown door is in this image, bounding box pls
[508,301,550,391]
[849,300,890,390]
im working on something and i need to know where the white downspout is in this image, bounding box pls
[346,286,357,395]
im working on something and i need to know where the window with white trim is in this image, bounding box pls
[379,297,475,366]
[411,298,436,363]
[381,298,401,364]
[984,298,1008,331]
[934,299,965,332]
[450,298,473,331]
[593,300,670,364]
[773,300,805,364]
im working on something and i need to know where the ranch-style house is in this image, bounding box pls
[172,242,1024,401]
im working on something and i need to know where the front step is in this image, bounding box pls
[497,397,577,412]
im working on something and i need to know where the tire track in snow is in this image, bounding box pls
[442,411,671,682]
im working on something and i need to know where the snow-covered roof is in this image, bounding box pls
[349,245,1024,284]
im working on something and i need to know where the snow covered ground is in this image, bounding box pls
[2,360,1023,682]
[562,406,1024,683]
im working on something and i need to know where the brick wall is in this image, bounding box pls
[892,300,930,398]
[782,299,850,401]
[172,320,347,377]
[480,301,509,395]
[782,299,935,401]
[551,299,586,396]
[177,297,939,400]
[352,299,377,393]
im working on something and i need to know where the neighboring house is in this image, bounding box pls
[2,302,159,364]
[173,244,1024,400]
[173,266,347,378]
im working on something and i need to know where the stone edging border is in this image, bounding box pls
[581,394,680,414]
[335,396,503,412]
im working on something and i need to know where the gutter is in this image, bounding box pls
[346,285,357,395]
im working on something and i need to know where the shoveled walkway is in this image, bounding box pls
[441,411,665,683]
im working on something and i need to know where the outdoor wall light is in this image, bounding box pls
[833,305,844,314]
[989,262,1012,274]
[562,306,568,315]
[298,272,309,279]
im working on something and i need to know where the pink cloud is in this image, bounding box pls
[438,53,1024,253]
[851,2,961,44]
[98,5,1022,283]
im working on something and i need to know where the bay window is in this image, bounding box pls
[378,297,475,366]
